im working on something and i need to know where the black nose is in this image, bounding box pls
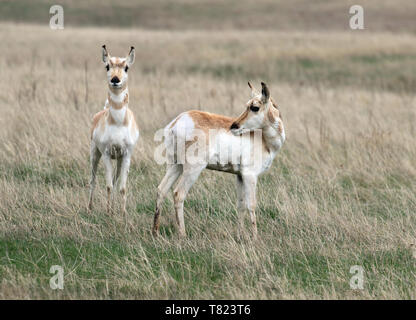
[230,122,239,130]
[111,76,120,84]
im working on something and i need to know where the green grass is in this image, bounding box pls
[182,54,416,94]
[271,248,416,297]
[0,237,228,298]
[3,237,414,298]
[1,162,86,188]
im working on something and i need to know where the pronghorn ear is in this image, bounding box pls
[248,81,259,98]
[261,82,270,104]
[127,46,135,66]
[102,45,109,64]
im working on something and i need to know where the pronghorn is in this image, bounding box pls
[152,82,285,238]
[88,45,139,214]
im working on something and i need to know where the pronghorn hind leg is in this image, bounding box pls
[88,143,101,212]
[172,164,205,237]
[153,164,183,236]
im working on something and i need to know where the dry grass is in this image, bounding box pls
[1,23,416,299]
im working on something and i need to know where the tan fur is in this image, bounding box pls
[267,106,278,124]
[91,102,136,136]
[232,109,249,128]
[108,57,128,94]
[110,58,127,68]
[107,92,129,109]
[188,110,234,132]
[270,97,281,119]
[127,109,138,135]
[91,109,107,139]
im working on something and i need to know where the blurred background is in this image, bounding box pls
[2,0,416,32]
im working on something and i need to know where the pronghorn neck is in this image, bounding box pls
[108,88,129,110]
[262,115,283,153]
[107,88,129,125]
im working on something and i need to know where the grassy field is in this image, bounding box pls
[1,1,416,299]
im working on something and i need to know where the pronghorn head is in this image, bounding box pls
[231,82,280,135]
[102,45,135,91]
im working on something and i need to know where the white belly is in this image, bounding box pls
[207,132,271,175]
[94,124,138,155]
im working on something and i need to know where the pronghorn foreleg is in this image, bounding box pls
[118,151,132,215]
[242,174,258,239]
[88,143,101,212]
[173,164,205,237]
[235,174,245,227]
[153,164,183,236]
[102,150,114,214]
[113,157,122,189]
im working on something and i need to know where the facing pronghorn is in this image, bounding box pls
[153,82,285,238]
[88,45,139,215]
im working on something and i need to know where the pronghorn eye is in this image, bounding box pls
[105,65,109,71]
[250,105,260,112]
[124,66,129,72]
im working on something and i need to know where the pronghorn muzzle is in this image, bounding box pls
[230,108,249,134]
[111,76,121,85]
[230,122,239,130]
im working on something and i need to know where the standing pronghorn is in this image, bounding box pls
[88,45,139,214]
[152,82,285,238]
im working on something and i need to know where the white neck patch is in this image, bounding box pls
[110,88,128,104]
[109,106,127,125]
